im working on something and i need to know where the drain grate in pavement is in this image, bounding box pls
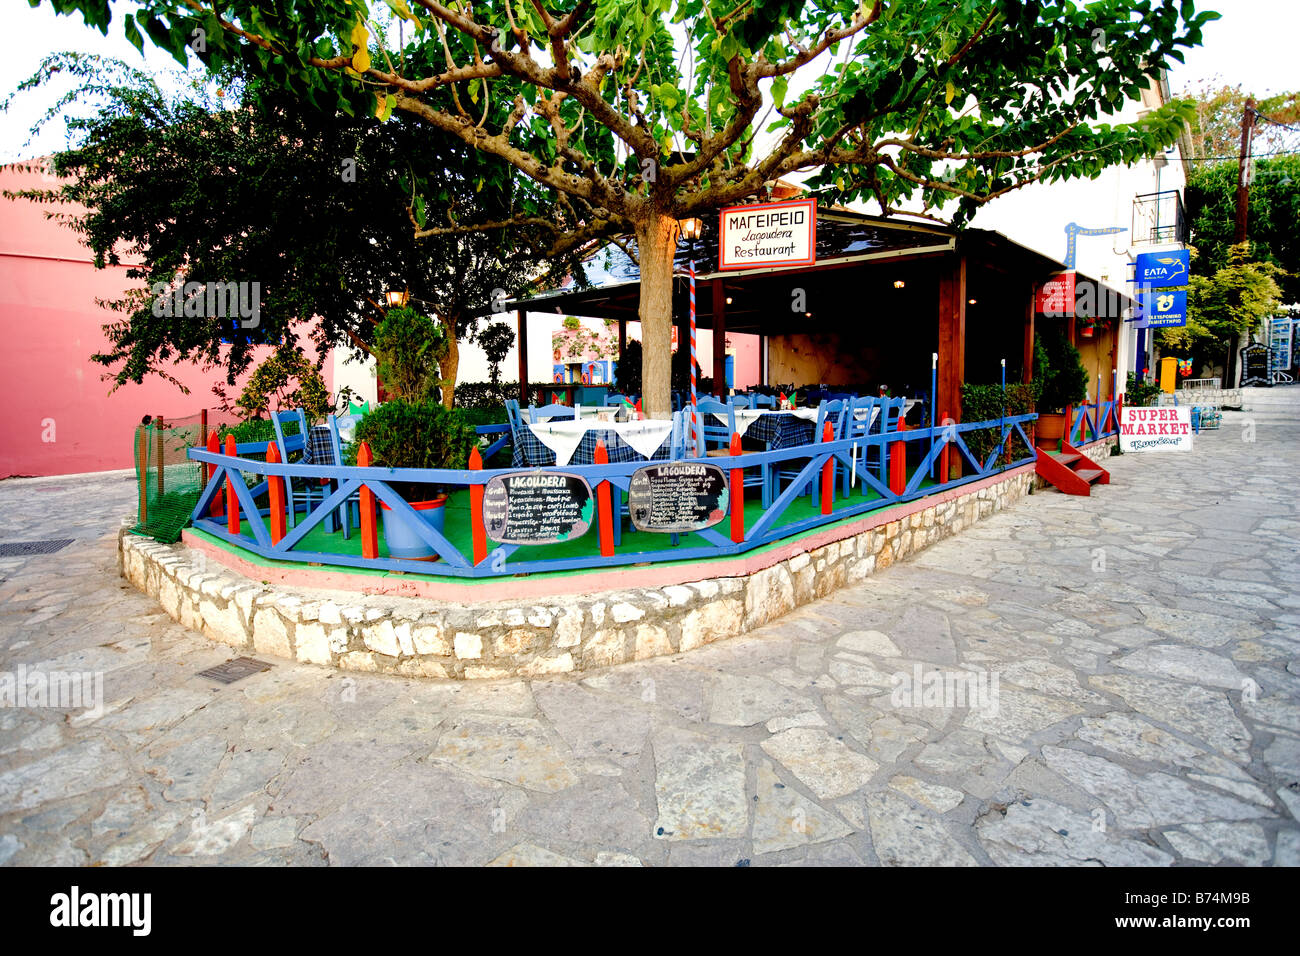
[0,539,76,557]
[196,657,273,684]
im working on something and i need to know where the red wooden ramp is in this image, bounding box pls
[1034,440,1110,496]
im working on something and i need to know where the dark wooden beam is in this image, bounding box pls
[1023,283,1035,385]
[517,309,529,405]
[937,256,967,479]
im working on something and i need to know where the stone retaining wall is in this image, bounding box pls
[1161,388,1242,409]
[121,465,1041,680]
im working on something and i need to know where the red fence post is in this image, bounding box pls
[224,434,240,535]
[357,442,378,560]
[469,447,487,565]
[729,432,744,543]
[266,442,286,545]
[889,418,907,495]
[206,431,224,517]
[595,440,614,557]
[938,410,950,484]
[820,420,834,515]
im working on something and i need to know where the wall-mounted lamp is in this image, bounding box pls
[968,298,977,305]
[677,217,703,241]
[893,280,905,289]
[385,288,409,308]
[725,296,733,305]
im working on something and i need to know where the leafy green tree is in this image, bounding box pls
[3,53,577,406]
[476,320,516,387]
[1183,80,1300,160]
[40,0,1216,416]
[1185,154,1300,305]
[1157,242,1284,371]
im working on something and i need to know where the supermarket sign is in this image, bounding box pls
[719,199,816,270]
[1120,406,1193,452]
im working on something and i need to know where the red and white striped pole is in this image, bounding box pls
[689,260,698,432]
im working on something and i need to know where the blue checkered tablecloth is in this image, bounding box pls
[511,424,672,467]
[298,425,337,466]
[745,413,816,450]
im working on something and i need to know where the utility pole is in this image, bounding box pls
[1228,97,1256,386]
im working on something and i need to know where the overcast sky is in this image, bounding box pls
[2,0,1296,164]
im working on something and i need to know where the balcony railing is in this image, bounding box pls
[1132,190,1188,246]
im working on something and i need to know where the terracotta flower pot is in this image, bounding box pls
[1035,411,1067,450]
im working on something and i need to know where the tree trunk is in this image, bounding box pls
[441,321,460,409]
[636,210,678,419]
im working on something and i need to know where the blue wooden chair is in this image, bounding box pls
[771,400,847,503]
[528,403,575,423]
[694,398,734,458]
[324,415,363,539]
[842,395,878,496]
[604,393,631,407]
[271,408,330,530]
[867,397,906,485]
[750,393,776,409]
[731,394,753,409]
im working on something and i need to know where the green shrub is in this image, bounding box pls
[349,399,477,498]
[1124,372,1161,407]
[959,382,1039,466]
[235,346,332,420]
[372,306,447,402]
[1038,330,1089,411]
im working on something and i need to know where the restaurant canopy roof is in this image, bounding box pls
[495,207,1134,330]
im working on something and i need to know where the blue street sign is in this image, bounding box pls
[1133,250,1190,288]
[1137,288,1188,328]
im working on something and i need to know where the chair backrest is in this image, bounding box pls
[695,398,734,455]
[668,408,687,459]
[604,393,629,407]
[877,397,906,433]
[814,399,848,441]
[271,409,306,462]
[529,403,575,423]
[750,393,776,409]
[844,395,877,440]
[504,399,522,430]
[322,415,346,467]
[731,394,753,409]
[672,391,684,412]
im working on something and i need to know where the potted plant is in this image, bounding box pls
[351,398,478,560]
[1034,330,1090,449]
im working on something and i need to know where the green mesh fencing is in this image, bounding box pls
[131,414,208,543]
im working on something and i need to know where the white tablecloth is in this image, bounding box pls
[715,400,919,436]
[528,419,674,466]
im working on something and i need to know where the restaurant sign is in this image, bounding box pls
[482,472,593,545]
[628,463,728,533]
[718,199,816,271]
[1119,407,1193,452]
[1035,271,1076,315]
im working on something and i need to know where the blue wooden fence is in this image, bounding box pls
[187,414,1037,578]
[1070,399,1120,445]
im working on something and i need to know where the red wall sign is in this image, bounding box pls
[1035,271,1076,316]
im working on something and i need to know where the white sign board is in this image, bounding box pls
[718,199,816,271]
[1119,406,1193,452]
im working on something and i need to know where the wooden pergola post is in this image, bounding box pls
[712,279,728,397]
[1023,284,1036,385]
[937,255,968,480]
[516,309,529,406]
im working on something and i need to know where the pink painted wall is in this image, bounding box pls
[0,162,333,478]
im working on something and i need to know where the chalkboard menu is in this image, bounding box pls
[482,472,593,545]
[628,463,728,533]
[1240,344,1271,387]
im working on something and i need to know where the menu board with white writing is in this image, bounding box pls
[628,463,728,533]
[482,472,593,545]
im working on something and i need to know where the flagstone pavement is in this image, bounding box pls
[1,394,1298,866]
